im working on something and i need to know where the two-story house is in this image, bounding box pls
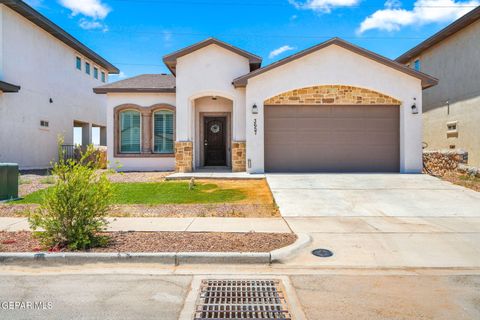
[397,6,480,167]
[0,0,118,169]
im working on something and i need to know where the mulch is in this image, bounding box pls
[0,231,296,253]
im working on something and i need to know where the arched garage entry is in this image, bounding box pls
[264,85,401,172]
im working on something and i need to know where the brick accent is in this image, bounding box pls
[232,141,246,172]
[264,85,401,105]
[175,141,193,173]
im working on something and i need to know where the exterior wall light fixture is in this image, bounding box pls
[411,98,418,114]
[252,104,259,114]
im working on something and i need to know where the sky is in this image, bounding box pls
[27,0,479,82]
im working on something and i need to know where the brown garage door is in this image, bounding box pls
[264,105,400,172]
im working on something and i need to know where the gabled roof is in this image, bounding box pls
[396,6,480,63]
[233,38,438,89]
[0,80,20,92]
[0,0,119,74]
[94,74,176,94]
[163,37,262,75]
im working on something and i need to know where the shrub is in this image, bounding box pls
[28,143,113,250]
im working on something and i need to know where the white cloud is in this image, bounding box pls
[358,0,479,33]
[289,0,360,13]
[269,45,296,59]
[110,71,127,80]
[79,18,108,32]
[58,0,111,20]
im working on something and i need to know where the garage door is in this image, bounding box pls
[264,105,400,172]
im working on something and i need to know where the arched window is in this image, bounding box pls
[153,110,174,154]
[120,110,141,153]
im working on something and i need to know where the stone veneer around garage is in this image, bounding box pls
[232,141,246,172]
[175,141,193,173]
[264,85,401,105]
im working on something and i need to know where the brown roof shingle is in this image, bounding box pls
[93,74,176,94]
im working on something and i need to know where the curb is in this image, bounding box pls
[270,233,312,263]
[0,234,309,265]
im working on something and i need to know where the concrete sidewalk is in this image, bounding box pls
[0,217,291,233]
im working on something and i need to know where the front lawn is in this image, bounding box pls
[15,181,247,205]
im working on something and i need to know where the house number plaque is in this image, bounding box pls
[254,119,258,135]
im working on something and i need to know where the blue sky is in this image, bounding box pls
[28,0,479,82]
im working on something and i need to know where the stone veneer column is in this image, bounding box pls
[232,141,247,172]
[175,141,193,173]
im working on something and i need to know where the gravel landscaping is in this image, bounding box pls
[441,172,480,192]
[0,231,296,253]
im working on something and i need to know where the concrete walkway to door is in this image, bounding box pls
[267,173,480,268]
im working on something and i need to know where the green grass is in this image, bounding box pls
[14,182,247,205]
[39,176,56,184]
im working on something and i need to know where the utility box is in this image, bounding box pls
[0,163,19,201]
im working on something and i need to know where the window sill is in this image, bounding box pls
[114,152,174,158]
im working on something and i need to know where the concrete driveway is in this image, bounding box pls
[267,173,480,269]
[267,173,480,217]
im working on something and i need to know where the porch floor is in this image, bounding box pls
[165,171,265,180]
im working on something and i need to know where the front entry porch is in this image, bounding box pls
[174,95,246,173]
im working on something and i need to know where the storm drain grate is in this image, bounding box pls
[194,279,292,320]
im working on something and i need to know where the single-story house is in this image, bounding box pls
[94,37,438,174]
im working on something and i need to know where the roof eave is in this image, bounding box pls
[1,0,119,74]
[396,6,480,63]
[93,87,176,94]
[232,38,438,90]
[162,38,262,75]
[0,81,21,92]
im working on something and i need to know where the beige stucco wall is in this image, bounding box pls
[0,5,109,169]
[407,19,480,166]
[175,44,248,143]
[105,92,176,171]
[245,44,423,173]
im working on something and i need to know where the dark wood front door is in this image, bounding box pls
[204,117,227,166]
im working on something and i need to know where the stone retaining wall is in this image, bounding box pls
[423,150,468,176]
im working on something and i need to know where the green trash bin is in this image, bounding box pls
[0,163,19,201]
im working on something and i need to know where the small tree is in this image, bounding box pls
[29,141,113,251]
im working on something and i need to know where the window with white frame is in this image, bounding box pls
[76,57,82,70]
[85,62,91,75]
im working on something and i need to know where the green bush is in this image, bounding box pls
[28,144,113,251]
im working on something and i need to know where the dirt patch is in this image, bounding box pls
[107,171,171,183]
[0,231,296,253]
[441,172,480,192]
[0,203,278,218]
[110,203,279,218]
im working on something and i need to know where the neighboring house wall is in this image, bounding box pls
[245,44,423,173]
[175,44,248,169]
[0,5,108,169]
[105,92,176,171]
[406,19,480,167]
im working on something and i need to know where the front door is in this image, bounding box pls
[204,117,227,166]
